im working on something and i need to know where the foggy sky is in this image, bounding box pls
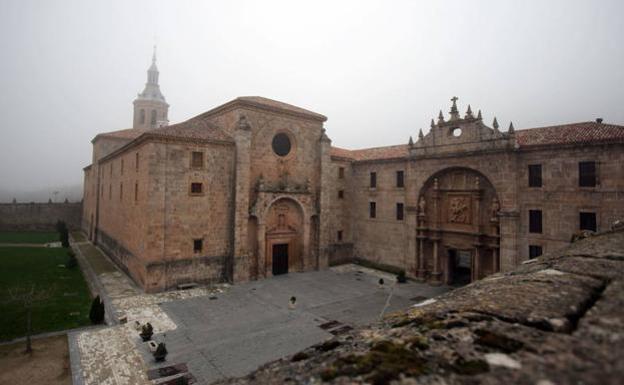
[1,0,623,197]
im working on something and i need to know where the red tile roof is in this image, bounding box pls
[330,144,409,162]
[94,118,233,146]
[148,117,233,143]
[331,121,624,162]
[516,121,624,147]
[93,128,147,142]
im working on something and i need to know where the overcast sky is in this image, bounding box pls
[1,0,623,195]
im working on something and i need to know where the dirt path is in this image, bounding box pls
[0,335,71,385]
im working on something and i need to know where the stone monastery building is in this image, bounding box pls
[83,53,624,292]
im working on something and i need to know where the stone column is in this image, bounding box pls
[317,129,332,269]
[232,115,252,283]
[499,211,519,272]
[431,238,442,284]
[473,246,480,281]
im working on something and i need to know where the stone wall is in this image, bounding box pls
[0,202,82,231]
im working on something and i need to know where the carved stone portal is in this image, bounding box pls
[418,168,500,286]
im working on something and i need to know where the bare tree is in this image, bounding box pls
[6,284,52,354]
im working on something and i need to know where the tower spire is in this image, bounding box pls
[133,48,169,129]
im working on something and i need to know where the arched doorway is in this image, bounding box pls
[416,168,500,285]
[264,198,304,276]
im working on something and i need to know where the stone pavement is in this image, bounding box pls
[149,265,449,384]
[69,238,449,385]
[214,229,624,385]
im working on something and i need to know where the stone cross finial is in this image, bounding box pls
[449,96,460,121]
[438,110,445,124]
[492,117,499,130]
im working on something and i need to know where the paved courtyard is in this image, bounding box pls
[143,266,450,384]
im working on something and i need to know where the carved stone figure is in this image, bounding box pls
[418,196,426,215]
[448,196,470,223]
[491,199,500,219]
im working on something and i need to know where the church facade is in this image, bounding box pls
[82,55,624,292]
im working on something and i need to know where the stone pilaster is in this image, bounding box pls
[318,129,332,269]
[232,116,252,283]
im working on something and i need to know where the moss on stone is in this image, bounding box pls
[450,358,490,375]
[326,340,428,384]
[474,329,524,353]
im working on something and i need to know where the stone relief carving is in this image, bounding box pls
[448,196,470,224]
[491,199,500,220]
[418,196,426,215]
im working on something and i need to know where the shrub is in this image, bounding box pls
[396,270,407,284]
[56,220,69,247]
[140,323,154,341]
[66,250,78,269]
[89,295,105,324]
[154,342,168,362]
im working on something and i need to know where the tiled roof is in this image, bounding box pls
[148,117,233,143]
[236,96,327,121]
[93,128,147,141]
[200,96,327,122]
[94,118,233,146]
[330,144,409,162]
[516,121,624,147]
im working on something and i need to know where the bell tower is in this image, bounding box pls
[133,46,169,129]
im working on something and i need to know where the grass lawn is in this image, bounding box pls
[0,247,92,341]
[0,231,59,244]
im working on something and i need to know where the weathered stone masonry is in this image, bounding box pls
[82,55,624,291]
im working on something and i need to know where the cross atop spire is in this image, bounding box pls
[152,45,157,64]
[449,96,460,121]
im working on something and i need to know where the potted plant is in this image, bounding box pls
[140,322,154,341]
[396,270,407,284]
[153,342,168,362]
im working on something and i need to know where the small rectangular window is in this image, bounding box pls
[528,164,542,187]
[338,167,345,179]
[396,170,404,188]
[110,163,112,177]
[370,172,377,188]
[579,212,597,232]
[135,152,139,171]
[193,239,203,253]
[119,182,123,201]
[529,245,543,259]
[396,203,404,220]
[191,151,204,168]
[529,210,542,233]
[191,182,203,194]
[338,190,344,199]
[337,230,343,242]
[369,201,376,218]
[579,161,596,187]
[109,184,112,200]
[121,159,124,175]
[134,182,138,202]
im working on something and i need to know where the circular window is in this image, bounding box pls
[452,127,462,137]
[272,133,291,157]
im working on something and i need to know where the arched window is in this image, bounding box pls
[150,110,157,125]
[139,109,145,124]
